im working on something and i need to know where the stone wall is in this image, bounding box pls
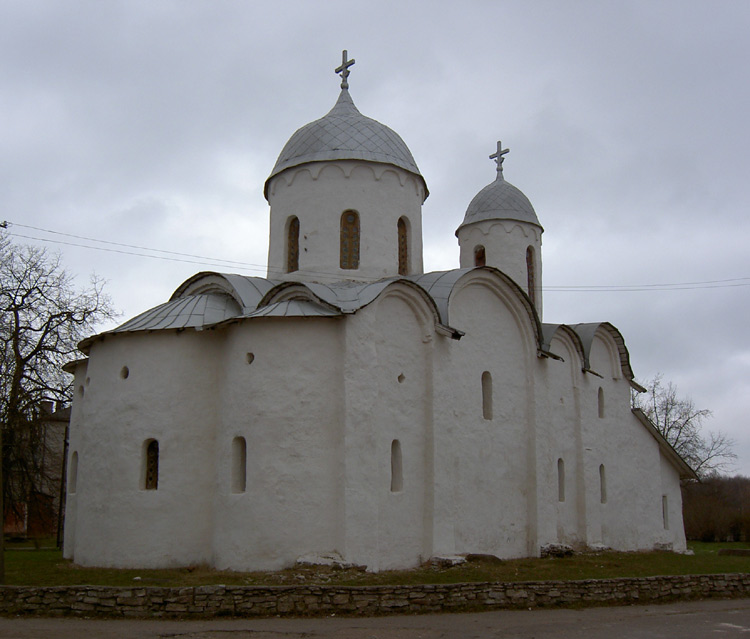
[1,574,749,618]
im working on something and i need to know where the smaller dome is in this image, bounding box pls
[457,172,541,234]
[264,89,427,199]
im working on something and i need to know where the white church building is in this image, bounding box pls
[63,53,695,571]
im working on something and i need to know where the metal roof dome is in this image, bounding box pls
[264,82,427,200]
[456,142,541,234]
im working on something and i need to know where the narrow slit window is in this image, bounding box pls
[526,246,536,306]
[287,216,300,273]
[69,451,79,494]
[599,464,607,504]
[340,210,360,270]
[143,439,159,490]
[231,436,247,493]
[398,217,409,275]
[481,371,493,420]
[474,245,486,267]
[557,458,565,502]
[662,495,669,529]
[390,439,403,492]
[598,387,605,418]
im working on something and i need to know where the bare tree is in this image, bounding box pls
[633,374,736,477]
[0,232,114,580]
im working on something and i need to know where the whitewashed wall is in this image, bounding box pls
[267,161,425,283]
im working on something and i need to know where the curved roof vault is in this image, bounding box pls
[78,268,555,356]
[171,272,277,313]
[259,277,446,330]
[570,322,643,389]
[409,267,544,351]
[541,323,586,365]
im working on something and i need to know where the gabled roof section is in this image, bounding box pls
[242,299,343,319]
[541,323,586,364]
[632,408,698,480]
[170,272,277,314]
[113,293,242,333]
[410,267,544,349]
[260,277,443,325]
[571,322,641,388]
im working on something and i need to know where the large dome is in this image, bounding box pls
[457,172,541,233]
[264,89,427,199]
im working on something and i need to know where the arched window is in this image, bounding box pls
[474,245,486,267]
[142,439,159,490]
[287,216,299,273]
[481,371,493,420]
[390,439,403,492]
[598,387,605,418]
[69,451,78,494]
[557,458,565,502]
[340,210,360,269]
[398,217,409,275]
[231,436,247,493]
[599,464,607,504]
[526,246,536,306]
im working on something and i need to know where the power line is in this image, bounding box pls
[5,221,749,292]
[10,222,266,268]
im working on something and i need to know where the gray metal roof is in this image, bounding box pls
[541,323,587,365]
[408,269,473,326]
[570,322,636,384]
[242,299,342,319]
[112,293,242,333]
[264,89,427,199]
[80,273,630,383]
[456,173,541,234]
[170,272,277,314]
[262,278,441,322]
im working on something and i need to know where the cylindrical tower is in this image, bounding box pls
[456,142,544,317]
[264,55,428,284]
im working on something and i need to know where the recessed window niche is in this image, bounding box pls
[120,366,130,379]
[141,439,159,490]
[481,371,493,420]
[557,458,565,502]
[390,439,403,493]
[231,436,247,493]
[69,451,79,494]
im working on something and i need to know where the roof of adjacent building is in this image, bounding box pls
[264,88,427,199]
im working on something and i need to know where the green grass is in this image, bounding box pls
[3,541,750,588]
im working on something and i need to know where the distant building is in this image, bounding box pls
[4,402,69,540]
[63,53,694,571]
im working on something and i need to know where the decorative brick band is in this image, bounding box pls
[1,574,749,618]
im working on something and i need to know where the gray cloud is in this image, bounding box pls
[3,0,749,472]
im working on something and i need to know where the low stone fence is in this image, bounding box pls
[1,574,749,618]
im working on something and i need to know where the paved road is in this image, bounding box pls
[2,599,750,638]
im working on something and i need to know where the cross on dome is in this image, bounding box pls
[490,141,510,176]
[335,50,355,90]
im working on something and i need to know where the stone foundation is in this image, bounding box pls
[1,574,748,618]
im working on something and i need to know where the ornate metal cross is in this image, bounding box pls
[335,50,355,90]
[490,141,510,173]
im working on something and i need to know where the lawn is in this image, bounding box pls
[4,541,750,588]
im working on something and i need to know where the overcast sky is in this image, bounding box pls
[2,0,749,473]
